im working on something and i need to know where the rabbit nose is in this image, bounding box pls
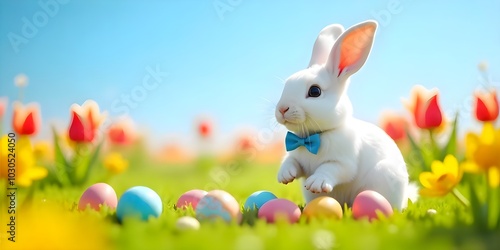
[279,107,289,116]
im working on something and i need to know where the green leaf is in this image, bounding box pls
[52,126,72,186]
[469,181,487,229]
[488,186,499,229]
[498,185,500,229]
[468,183,480,224]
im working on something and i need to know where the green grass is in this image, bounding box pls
[2,159,500,250]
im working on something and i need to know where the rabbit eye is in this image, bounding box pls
[308,86,321,97]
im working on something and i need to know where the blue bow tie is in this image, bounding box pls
[285,132,321,154]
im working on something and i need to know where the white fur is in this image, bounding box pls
[276,20,415,210]
[308,24,344,67]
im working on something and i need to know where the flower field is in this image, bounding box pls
[1,68,500,250]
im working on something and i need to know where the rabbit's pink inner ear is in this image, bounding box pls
[337,24,376,77]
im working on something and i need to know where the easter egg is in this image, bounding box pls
[303,196,343,220]
[78,183,117,211]
[258,199,301,223]
[176,189,208,210]
[176,216,201,231]
[237,212,243,224]
[352,190,393,221]
[195,190,240,223]
[427,209,437,216]
[116,186,163,222]
[243,190,277,211]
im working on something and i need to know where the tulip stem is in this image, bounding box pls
[451,188,470,207]
[428,129,440,159]
[406,129,428,170]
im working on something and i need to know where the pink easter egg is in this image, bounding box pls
[258,199,301,223]
[78,183,117,211]
[352,190,393,221]
[237,211,243,224]
[176,189,208,210]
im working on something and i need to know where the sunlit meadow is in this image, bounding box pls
[1,63,500,249]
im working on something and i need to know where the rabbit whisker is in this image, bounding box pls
[303,123,312,140]
[259,97,276,105]
[273,75,286,85]
[305,114,324,134]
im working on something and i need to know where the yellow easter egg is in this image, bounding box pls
[303,196,343,220]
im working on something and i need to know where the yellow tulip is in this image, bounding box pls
[0,135,47,187]
[461,122,500,188]
[419,155,462,197]
[33,141,52,162]
[488,167,500,188]
[103,152,128,174]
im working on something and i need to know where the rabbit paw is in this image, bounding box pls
[305,174,334,193]
[277,164,299,184]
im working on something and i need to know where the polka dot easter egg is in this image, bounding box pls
[195,190,239,223]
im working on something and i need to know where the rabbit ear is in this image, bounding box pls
[308,24,344,67]
[326,20,377,79]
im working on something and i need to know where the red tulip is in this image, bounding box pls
[403,85,443,130]
[473,89,499,122]
[379,112,408,142]
[238,135,255,151]
[68,100,105,143]
[0,97,7,119]
[107,119,134,145]
[12,102,41,136]
[68,111,94,142]
[198,120,212,138]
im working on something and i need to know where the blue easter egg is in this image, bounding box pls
[116,186,163,222]
[243,190,277,210]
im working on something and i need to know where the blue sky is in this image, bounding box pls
[1,0,499,147]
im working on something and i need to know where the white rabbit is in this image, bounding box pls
[276,20,416,210]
